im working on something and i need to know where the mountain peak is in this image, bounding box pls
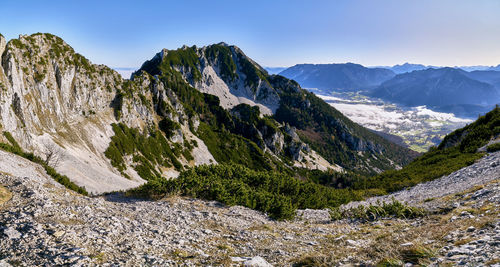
[216,41,229,47]
[279,63,395,91]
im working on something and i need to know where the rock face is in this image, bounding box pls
[0,33,214,194]
[137,43,281,115]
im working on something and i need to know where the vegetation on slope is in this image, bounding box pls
[205,45,238,82]
[0,132,88,195]
[129,163,363,220]
[142,56,294,170]
[104,123,187,180]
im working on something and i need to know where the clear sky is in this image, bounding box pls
[1,0,500,68]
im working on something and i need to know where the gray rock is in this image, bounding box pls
[3,227,21,239]
[243,256,273,267]
[400,242,414,247]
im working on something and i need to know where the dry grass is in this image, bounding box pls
[454,237,475,246]
[292,181,500,266]
[0,185,12,205]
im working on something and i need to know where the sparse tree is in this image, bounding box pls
[42,140,63,167]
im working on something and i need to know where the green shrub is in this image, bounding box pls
[129,163,363,220]
[158,118,181,138]
[34,72,45,82]
[3,132,21,151]
[486,142,500,152]
[400,246,435,264]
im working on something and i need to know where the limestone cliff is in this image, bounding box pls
[0,33,213,193]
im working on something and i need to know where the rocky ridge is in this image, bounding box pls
[0,33,217,194]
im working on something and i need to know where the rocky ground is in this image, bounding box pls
[0,150,499,266]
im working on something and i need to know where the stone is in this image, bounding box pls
[0,259,12,267]
[3,227,21,239]
[346,239,359,247]
[243,256,273,267]
[400,242,414,247]
[52,231,65,238]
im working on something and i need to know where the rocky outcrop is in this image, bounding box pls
[0,33,214,194]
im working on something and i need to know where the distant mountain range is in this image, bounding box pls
[278,63,500,118]
[369,67,499,107]
[264,67,287,75]
[279,63,395,92]
[385,63,431,74]
[372,63,500,74]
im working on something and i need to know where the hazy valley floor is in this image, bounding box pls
[0,150,499,266]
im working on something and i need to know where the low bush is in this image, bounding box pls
[128,163,363,220]
[486,142,500,152]
[330,198,426,222]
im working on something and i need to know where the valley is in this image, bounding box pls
[314,91,472,152]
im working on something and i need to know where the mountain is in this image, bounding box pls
[0,33,416,194]
[370,67,500,108]
[264,66,287,75]
[388,63,429,74]
[279,63,395,92]
[457,65,493,72]
[489,64,500,71]
[135,43,417,173]
[465,70,500,89]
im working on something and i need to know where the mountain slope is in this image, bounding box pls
[370,67,500,107]
[465,70,500,89]
[136,44,417,174]
[279,63,395,92]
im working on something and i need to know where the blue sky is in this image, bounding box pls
[1,0,500,68]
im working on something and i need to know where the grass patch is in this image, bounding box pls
[330,199,426,222]
[0,185,12,205]
[399,245,435,264]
